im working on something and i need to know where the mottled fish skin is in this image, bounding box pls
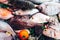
[43,23,60,39]
[39,2,60,16]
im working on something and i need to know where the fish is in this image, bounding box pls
[0,32,12,40]
[30,13,50,23]
[0,8,13,20]
[39,2,60,16]
[29,0,59,4]
[15,9,39,15]
[0,20,16,37]
[43,23,60,39]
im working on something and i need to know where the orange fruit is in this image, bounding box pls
[18,29,29,40]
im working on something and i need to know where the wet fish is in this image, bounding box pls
[0,8,13,20]
[0,20,16,37]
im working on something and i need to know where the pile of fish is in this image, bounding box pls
[0,0,60,40]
